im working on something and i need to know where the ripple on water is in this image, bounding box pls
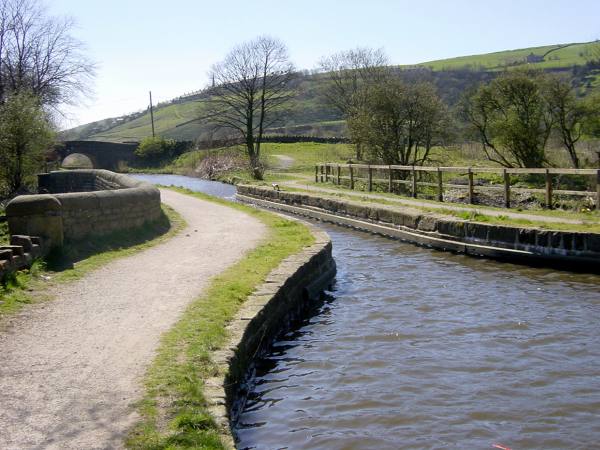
[236,224,600,450]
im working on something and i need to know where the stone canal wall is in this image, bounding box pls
[203,221,336,448]
[237,185,600,270]
[6,170,161,249]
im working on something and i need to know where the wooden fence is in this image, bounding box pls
[315,163,600,209]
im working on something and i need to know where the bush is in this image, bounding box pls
[134,136,177,163]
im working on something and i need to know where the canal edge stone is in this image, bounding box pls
[235,185,600,271]
[203,218,336,448]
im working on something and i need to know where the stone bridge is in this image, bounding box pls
[55,141,138,171]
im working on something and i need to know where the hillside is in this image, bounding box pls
[63,41,600,144]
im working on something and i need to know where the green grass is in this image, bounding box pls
[0,205,184,318]
[416,41,597,71]
[431,208,600,233]
[126,187,314,450]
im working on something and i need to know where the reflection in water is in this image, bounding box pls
[130,174,600,449]
[236,226,600,450]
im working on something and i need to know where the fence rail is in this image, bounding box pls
[315,163,600,209]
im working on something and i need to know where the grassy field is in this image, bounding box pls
[0,205,184,318]
[416,42,596,71]
[126,188,314,449]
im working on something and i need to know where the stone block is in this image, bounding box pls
[10,235,33,252]
[0,248,14,261]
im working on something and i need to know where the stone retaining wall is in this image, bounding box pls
[6,170,161,248]
[203,221,336,448]
[237,185,600,269]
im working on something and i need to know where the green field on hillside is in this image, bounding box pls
[63,41,600,144]
[418,42,596,71]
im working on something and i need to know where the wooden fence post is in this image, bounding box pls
[337,165,341,185]
[388,166,393,193]
[411,167,417,198]
[503,169,510,208]
[315,165,319,183]
[368,166,373,192]
[437,168,443,202]
[467,168,474,204]
[545,169,553,209]
[350,165,355,190]
[325,165,330,182]
[320,164,324,182]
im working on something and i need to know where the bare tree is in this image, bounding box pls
[206,36,295,179]
[318,48,390,159]
[0,0,95,108]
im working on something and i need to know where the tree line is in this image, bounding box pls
[206,39,600,179]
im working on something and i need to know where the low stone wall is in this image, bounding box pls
[237,185,600,269]
[203,221,336,448]
[6,170,162,248]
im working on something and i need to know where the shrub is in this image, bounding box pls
[134,136,177,163]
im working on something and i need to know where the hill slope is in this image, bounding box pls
[63,41,600,143]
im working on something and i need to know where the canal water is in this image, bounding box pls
[135,175,600,450]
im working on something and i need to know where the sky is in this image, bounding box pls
[48,0,600,129]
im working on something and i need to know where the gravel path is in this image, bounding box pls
[0,189,266,450]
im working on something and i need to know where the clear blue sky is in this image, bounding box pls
[48,0,600,128]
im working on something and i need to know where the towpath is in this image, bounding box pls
[0,189,266,450]
[281,177,595,225]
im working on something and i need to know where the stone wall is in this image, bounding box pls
[6,170,162,248]
[202,222,336,448]
[237,185,600,269]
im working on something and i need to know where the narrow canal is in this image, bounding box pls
[135,175,600,450]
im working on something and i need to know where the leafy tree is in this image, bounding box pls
[463,70,552,168]
[206,36,295,180]
[0,91,54,195]
[348,79,450,165]
[135,136,177,163]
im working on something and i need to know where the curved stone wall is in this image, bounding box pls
[6,170,161,248]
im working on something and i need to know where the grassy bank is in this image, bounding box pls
[126,187,314,450]
[0,205,184,318]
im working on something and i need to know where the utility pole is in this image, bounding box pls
[149,90,156,137]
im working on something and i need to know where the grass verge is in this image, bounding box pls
[0,205,184,318]
[126,187,314,450]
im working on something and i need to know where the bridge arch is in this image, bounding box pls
[61,153,96,169]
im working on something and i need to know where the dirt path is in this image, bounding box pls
[0,189,266,450]
[272,154,295,169]
[281,179,592,225]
